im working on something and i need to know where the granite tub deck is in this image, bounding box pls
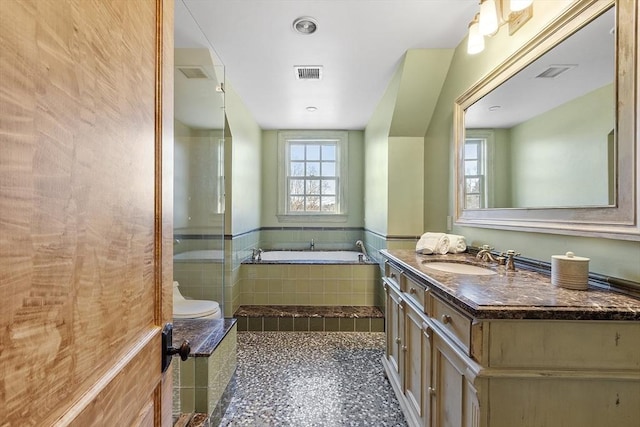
[382,249,640,320]
[234,305,385,332]
[172,318,237,427]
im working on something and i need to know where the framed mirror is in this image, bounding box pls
[454,0,638,240]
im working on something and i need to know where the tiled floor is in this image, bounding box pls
[219,332,407,426]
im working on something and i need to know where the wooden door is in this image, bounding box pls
[0,0,174,425]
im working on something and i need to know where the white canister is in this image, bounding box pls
[551,251,590,290]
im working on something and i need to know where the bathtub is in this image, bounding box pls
[241,250,380,306]
[258,250,366,263]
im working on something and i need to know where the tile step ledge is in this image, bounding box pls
[234,305,384,332]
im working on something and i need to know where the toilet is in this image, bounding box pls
[173,281,222,319]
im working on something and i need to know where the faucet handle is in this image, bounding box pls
[501,250,520,271]
[502,250,521,258]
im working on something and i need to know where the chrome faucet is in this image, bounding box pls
[355,240,369,262]
[252,248,263,262]
[310,239,315,250]
[500,250,521,271]
[476,245,497,263]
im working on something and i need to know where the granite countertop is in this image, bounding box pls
[381,249,640,321]
[173,318,237,357]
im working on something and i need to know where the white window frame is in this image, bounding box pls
[277,130,348,222]
[464,130,495,209]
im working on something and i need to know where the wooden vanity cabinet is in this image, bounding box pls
[382,257,640,427]
[384,276,404,387]
[383,262,480,427]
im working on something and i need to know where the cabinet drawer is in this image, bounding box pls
[402,275,429,313]
[385,262,404,287]
[432,295,472,351]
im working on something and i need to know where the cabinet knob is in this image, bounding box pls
[409,287,416,294]
[402,345,407,352]
[395,337,401,344]
[441,314,452,324]
[428,386,437,396]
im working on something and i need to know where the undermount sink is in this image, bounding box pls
[422,261,497,275]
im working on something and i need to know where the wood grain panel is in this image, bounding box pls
[0,0,173,425]
[53,332,161,426]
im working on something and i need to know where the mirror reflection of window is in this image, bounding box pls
[464,138,485,209]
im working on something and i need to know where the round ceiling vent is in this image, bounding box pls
[293,17,317,35]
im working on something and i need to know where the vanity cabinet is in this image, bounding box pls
[383,268,480,427]
[381,251,640,427]
[384,273,404,385]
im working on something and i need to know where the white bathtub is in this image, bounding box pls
[258,250,365,263]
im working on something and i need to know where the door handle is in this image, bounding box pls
[161,323,191,373]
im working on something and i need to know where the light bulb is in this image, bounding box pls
[479,0,499,36]
[467,16,485,55]
[510,0,533,12]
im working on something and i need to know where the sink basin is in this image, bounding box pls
[423,262,497,275]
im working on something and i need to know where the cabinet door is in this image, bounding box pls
[404,303,432,427]
[384,279,404,385]
[432,333,480,427]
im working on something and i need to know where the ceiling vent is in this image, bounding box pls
[294,66,323,80]
[177,66,211,79]
[535,64,577,79]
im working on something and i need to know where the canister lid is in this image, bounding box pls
[552,251,590,262]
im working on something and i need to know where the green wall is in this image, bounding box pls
[173,122,224,232]
[365,49,453,239]
[224,83,262,236]
[510,84,613,207]
[260,130,365,228]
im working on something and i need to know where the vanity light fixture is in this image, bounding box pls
[466,0,534,55]
[467,14,485,55]
[510,0,533,12]
[479,0,499,36]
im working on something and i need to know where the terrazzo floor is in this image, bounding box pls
[219,332,407,427]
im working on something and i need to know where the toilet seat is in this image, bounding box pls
[173,281,222,319]
[173,299,221,319]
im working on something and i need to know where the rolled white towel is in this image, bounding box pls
[446,234,467,254]
[416,232,449,255]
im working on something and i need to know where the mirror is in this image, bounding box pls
[464,8,615,209]
[454,0,638,240]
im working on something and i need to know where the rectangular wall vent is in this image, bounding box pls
[535,64,577,79]
[177,66,210,79]
[294,66,323,80]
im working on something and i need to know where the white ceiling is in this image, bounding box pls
[175,0,478,130]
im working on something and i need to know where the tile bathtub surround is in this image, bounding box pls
[234,305,385,332]
[219,332,408,427]
[240,262,380,306]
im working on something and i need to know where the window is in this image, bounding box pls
[278,131,348,220]
[464,137,486,209]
